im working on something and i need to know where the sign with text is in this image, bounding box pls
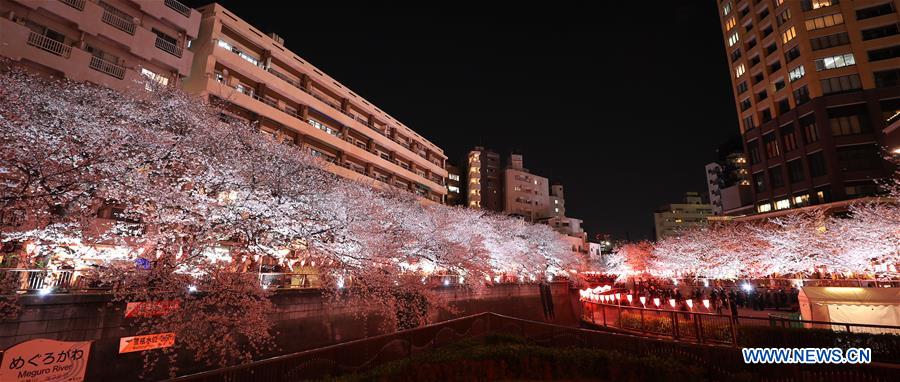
[1,338,91,382]
[118,333,175,353]
[123,300,180,318]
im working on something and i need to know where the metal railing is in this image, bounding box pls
[89,55,126,79]
[27,32,72,57]
[59,0,85,11]
[0,269,93,291]
[257,272,319,289]
[164,0,192,17]
[101,7,136,35]
[167,312,900,382]
[154,35,183,58]
[582,300,900,343]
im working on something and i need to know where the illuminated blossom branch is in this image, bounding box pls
[0,66,580,374]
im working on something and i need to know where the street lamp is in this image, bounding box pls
[669,298,676,308]
[653,297,660,308]
[686,299,693,311]
[639,296,646,308]
[703,299,710,311]
[626,294,633,305]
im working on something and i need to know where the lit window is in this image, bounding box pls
[723,1,732,15]
[735,64,746,78]
[782,26,797,44]
[307,119,339,136]
[728,32,740,47]
[805,13,844,31]
[725,17,736,31]
[217,39,232,50]
[793,194,809,205]
[814,53,855,71]
[774,198,791,210]
[788,65,805,82]
[810,0,834,10]
[555,208,559,213]
[757,203,772,213]
[141,68,169,90]
[448,185,460,193]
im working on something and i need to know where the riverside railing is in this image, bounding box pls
[167,312,900,382]
[581,300,900,348]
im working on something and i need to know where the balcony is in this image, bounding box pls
[154,35,182,58]
[164,0,191,17]
[101,6,136,35]
[27,32,72,58]
[89,56,126,79]
[59,0,85,11]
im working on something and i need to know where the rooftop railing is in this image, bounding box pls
[164,0,191,17]
[59,0,85,11]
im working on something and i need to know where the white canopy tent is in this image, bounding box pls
[798,287,900,334]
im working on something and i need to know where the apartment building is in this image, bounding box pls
[718,0,900,214]
[0,0,200,92]
[503,154,550,221]
[445,163,463,206]
[466,146,503,210]
[653,192,714,240]
[184,3,447,203]
[549,184,566,218]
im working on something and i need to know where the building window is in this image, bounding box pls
[141,68,169,90]
[761,108,773,123]
[784,46,800,63]
[788,65,805,82]
[723,1,733,15]
[793,85,810,105]
[808,151,827,178]
[448,185,460,193]
[756,90,768,102]
[820,74,861,95]
[774,198,791,210]
[740,97,752,111]
[781,26,797,44]
[814,53,855,71]
[862,24,900,41]
[728,32,740,47]
[801,0,838,12]
[448,174,460,181]
[781,124,798,152]
[735,63,746,78]
[764,133,780,159]
[793,193,810,207]
[775,78,786,91]
[731,48,743,62]
[800,114,819,144]
[777,9,792,26]
[737,81,749,94]
[753,172,766,193]
[770,166,785,189]
[777,98,791,114]
[757,202,772,213]
[726,16,737,30]
[844,182,881,197]
[810,32,850,51]
[828,104,871,136]
[837,144,882,171]
[805,13,844,31]
[856,2,895,21]
[787,159,805,183]
[867,45,900,62]
[743,115,756,131]
[748,139,761,164]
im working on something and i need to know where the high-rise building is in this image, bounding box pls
[717,0,900,215]
[184,3,448,203]
[466,146,502,210]
[445,163,463,206]
[653,192,714,241]
[503,153,550,221]
[0,0,200,92]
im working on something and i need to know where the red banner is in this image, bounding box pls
[124,300,180,318]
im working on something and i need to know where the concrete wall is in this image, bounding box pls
[0,282,576,380]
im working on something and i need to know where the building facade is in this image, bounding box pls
[706,152,752,214]
[0,0,200,92]
[445,163,463,206]
[466,146,502,210]
[503,154,550,221]
[653,192,714,240]
[184,4,448,203]
[717,0,900,215]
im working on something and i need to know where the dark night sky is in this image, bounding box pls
[183,1,740,241]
